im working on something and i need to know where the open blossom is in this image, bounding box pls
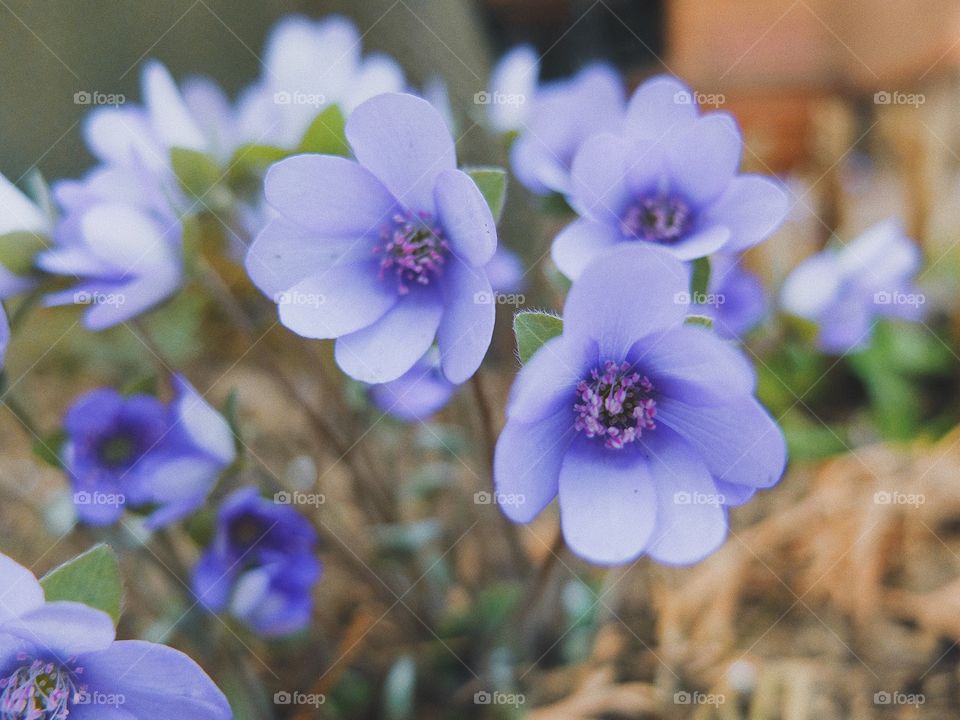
[552,75,789,279]
[64,376,236,528]
[0,552,231,719]
[236,14,406,149]
[246,92,499,384]
[192,488,321,637]
[494,246,786,565]
[510,62,625,196]
[780,218,924,353]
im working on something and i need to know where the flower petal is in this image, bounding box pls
[142,60,207,153]
[82,271,181,331]
[506,335,594,423]
[667,114,742,204]
[172,375,235,465]
[657,396,786,488]
[663,224,730,261]
[2,602,115,655]
[550,218,621,281]
[335,289,444,383]
[704,174,789,252]
[346,93,456,213]
[624,75,699,143]
[0,172,47,235]
[563,245,689,358]
[436,263,495,383]
[645,433,728,565]
[265,155,398,234]
[558,440,657,565]
[494,409,577,523]
[0,554,44,622]
[78,640,232,719]
[278,262,397,339]
[569,133,634,226]
[435,168,497,267]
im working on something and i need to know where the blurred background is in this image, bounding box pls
[5,1,960,718]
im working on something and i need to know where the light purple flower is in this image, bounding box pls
[369,349,457,422]
[510,63,625,196]
[780,218,924,353]
[494,245,786,565]
[486,45,539,134]
[236,15,406,148]
[0,172,52,298]
[551,75,789,279]
[63,375,236,528]
[246,93,499,384]
[0,552,232,718]
[696,254,767,339]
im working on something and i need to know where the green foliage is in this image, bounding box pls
[690,256,711,298]
[0,231,46,276]
[513,311,563,364]
[465,166,508,222]
[171,148,228,208]
[40,544,122,624]
[299,105,350,156]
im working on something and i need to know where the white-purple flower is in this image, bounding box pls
[63,376,236,528]
[494,245,786,565]
[246,92,499,384]
[551,75,789,279]
[510,62,625,196]
[0,552,231,718]
[780,218,924,353]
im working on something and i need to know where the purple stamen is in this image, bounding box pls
[0,657,84,719]
[621,194,691,244]
[574,361,657,449]
[376,210,449,294]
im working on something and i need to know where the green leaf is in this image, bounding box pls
[171,148,227,205]
[0,231,46,276]
[465,166,507,222]
[513,311,563,364]
[684,314,714,329]
[690,256,711,299]
[298,105,349,156]
[226,143,289,190]
[40,544,122,624]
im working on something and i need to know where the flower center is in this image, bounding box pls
[0,657,83,720]
[376,210,449,294]
[573,361,657,449]
[621,194,692,244]
[96,433,138,469]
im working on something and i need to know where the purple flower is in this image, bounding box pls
[192,488,321,637]
[486,45,539,134]
[0,551,231,719]
[695,254,767,339]
[0,172,51,299]
[246,93,499,384]
[235,15,406,148]
[780,218,924,353]
[64,376,236,528]
[494,245,786,565]
[368,349,458,422]
[551,75,789,279]
[510,63,625,196]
